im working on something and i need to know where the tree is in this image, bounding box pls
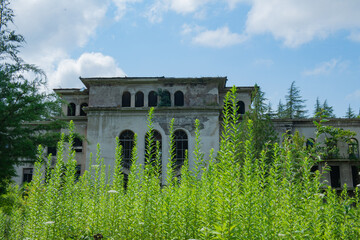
[276,99,286,119]
[0,0,63,193]
[313,97,321,117]
[314,98,336,118]
[284,81,307,118]
[345,105,356,119]
[240,84,277,158]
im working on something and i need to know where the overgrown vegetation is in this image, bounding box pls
[1,88,360,239]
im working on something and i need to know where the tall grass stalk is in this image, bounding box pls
[2,90,360,239]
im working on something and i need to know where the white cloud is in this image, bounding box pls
[303,59,339,76]
[245,0,360,47]
[146,0,212,23]
[192,26,247,48]
[112,0,142,21]
[50,53,126,89]
[11,0,108,84]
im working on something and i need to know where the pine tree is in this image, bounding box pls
[313,97,321,117]
[0,0,63,193]
[277,99,286,119]
[322,100,335,118]
[345,105,356,118]
[285,81,307,118]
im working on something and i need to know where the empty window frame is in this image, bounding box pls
[148,91,158,107]
[23,168,33,183]
[352,166,360,188]
[135,91,144,107]
[159,90,171,107]
[120,130,135,169]
[67,103,76,116]
[348,138,359,159]
[80,103,88,116]
[306,138,315,149]
[47,146,57,156]
[237,101,245,115]
[174,130,188,171]
[74,138,83,152]
[145,130,162,167]
[122,91,131,107]
[330,165,341,188]
[174,91,184,107]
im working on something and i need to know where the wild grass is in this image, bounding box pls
[1,88,360,239]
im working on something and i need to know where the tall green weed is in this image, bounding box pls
[2,88,360,239]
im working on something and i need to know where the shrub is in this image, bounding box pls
[2,89,360,239]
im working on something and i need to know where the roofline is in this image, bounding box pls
[79,76,228,89]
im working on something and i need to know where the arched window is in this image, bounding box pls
[80,103,88,116]
[67,103,76,116]
[122,91,131,107]
[237,101,245,115]
[174,91,184,106]
[174,130,188,172]
[159,90,171,107]
[148,91,158,107]
[120,130,135,169]
[145,130,162,168]
[135,91,144,107]
[349,138,359,159]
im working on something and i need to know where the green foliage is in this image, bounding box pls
[277,81,308,119]
[313,115,356,159]
[314,97,336,118]
[157,88,171,107]
[2,93,360,239]
[0,0,63,193]
[345,105,356,119]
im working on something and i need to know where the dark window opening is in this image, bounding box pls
[122,91,131,107]
[23,168,33,183]
[120,130,134,169]
[80,103,88,116]
[352,166,360,188]
[174,91,184,107]
[67,103,76,116]
[135,91,144,107]
[148,91,158,107]
[159,90,171,107]
[74,138,83,152]
[173,130,188,174]
[47,146,57,156]
[75,165,81,181]
[349,138,359,159]
[306,138,315,149]
[310,165,318,173]
[237,101,245,115]
[145,130,162,169]
[330,165,341,188]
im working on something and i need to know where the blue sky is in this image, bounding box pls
[11,0,360,117]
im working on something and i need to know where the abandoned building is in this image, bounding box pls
[13,76,360,190]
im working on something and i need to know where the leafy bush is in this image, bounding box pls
[2,89,360,239]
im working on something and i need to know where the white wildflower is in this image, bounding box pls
[45,221,55,224]
[139,222,144,225]
[107,190,119,194]
[315,193,325,198]
[278,233,286,237]
[356,184,360,188]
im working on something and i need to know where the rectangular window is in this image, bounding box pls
[330,165,341,188]
[23,168,33,183]
[352,166,359,188]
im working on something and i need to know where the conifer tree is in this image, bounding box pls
[277,99,286,119]
[322,99,335,118]
[313,97,321,117]
[284,81,307,118]
[0,0,63,193]
[345,105,356,118]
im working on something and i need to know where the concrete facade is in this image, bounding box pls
[12,76,360,189]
